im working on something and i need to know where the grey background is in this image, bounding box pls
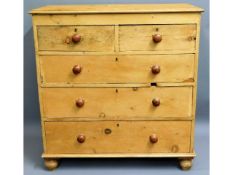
[24,0,209,174]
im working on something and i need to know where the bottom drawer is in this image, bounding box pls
[44,121,191,154]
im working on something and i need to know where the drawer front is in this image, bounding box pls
[119,24,196,52]
[41,87,192,119]
[40,54,194,84]
[45,121,191,154]
[37,25,115,52]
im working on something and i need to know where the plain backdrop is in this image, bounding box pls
[24,0,209,174]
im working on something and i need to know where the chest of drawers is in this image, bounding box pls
[30,4,203,170]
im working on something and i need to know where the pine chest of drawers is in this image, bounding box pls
[30,4,203,170]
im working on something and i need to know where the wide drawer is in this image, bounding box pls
[41,87,192,119]
[44,121,191,154]
[40,54,194,84]
[119,24,196,52]
[37,25,115,52]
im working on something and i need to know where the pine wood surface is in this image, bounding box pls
[37,25,115,52]
[44,121,191,154]
[32,13,201,26]
[42,152,196,158]
[30,4,203,169]
[41,87,192,119]
[40,54,194,84]
[119,24,196,52]
[30,4,203,14]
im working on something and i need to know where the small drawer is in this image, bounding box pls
[40,54,194,84]
[44,121,191,154]
[41,87,192,119]
[119,24,197,52]
[37,25,115,52]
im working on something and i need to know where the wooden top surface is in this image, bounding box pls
[30,4,204,14]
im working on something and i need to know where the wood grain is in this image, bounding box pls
[37,25,115,52]
[190,13,202,153]
[32,13,200,26]
[30,4,203,163]
[120,24,197,52]
[44,121,191,154]
[40,54,194,84]
[30,4,203,14]
[41,87,193,119]
[42,152,195,158]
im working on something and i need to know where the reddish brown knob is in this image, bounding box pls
[151,65,160,74]
[152,34,162,43]
[76,98,85,108]
[72,65,82,75]
[72,34,81,43]
[152,98,160,107]
[77,134,85,143]
[150,134,158,144]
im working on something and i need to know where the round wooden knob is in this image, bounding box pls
[72,65,82,75]
[150,134,158,144]
[152,34,162,43]
[151,65,160,74]
[72,34,81,43]
[76,98,85,108]
[77,134,85,143]
[152,98,160,107]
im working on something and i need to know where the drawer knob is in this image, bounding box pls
[76,98,85,108]
[77,134,85,143]
[150,134,158,144]
[152,98,160,107]
[72,65,82,75]
[72,34,81,43]
[152,34,162,43]
[151,65,160,74]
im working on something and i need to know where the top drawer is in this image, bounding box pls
[37,25,115,52]
[119,24,197,52]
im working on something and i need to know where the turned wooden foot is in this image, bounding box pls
[179,158,193,170]
[44,158,60,170]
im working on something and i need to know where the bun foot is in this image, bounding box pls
[44,158,60,170]
[179,158,193,170]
